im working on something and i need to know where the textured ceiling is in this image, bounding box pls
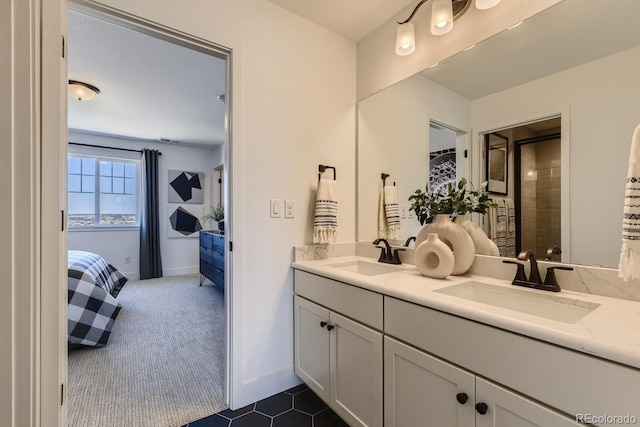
[268,0,416,41]
[68,10,226,147]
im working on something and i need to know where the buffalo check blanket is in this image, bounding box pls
[68,250,128,347]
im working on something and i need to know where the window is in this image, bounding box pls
[68,154,140,228]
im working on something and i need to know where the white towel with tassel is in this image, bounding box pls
[619,124,640,280]
[384,185,401,240]
[378,186,389,239]
[313,178,338,244]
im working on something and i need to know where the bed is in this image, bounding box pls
[68,250,129,347]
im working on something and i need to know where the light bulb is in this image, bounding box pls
[476,0,501,10]
[431,0,454,35]
[396,22,415,56]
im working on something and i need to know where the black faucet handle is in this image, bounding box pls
[502,260,527,282]
[543,266,574,292]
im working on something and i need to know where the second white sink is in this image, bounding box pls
[327,260,407,276]
[435,281,600,324]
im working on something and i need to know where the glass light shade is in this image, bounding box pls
[68,81,99,101]
[476,0,502,10]
[431,0,454,35]
[395,22,415,56]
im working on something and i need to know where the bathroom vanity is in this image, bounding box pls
[292,254,640,427]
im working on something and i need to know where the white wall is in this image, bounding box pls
[67,131,219,279]
[356,0,561,100]
[75,0,356,407]
[471,45,640,268]
[358,73,470,242]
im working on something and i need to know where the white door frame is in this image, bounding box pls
[37,1,238,425]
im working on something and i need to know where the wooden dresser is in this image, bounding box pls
[199,231,224,287]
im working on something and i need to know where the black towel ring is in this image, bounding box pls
[318,164,336,181]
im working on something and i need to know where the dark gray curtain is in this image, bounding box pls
[140,149,163,279]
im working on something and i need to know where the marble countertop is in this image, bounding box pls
[292,255,640,370]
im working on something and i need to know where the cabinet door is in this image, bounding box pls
[294,296,330,402]
[384,337,475,427]
[330,311,383,427]
[475,378,577,427]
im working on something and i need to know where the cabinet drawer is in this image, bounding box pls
[200,232,213,249]
[385,296,640,423]
[212,235,225,253]
[294,270,383,330]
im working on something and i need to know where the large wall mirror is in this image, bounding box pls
[357,0,640,268]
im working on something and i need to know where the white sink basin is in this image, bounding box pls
[327,260,407,276]
[435,281,600,324]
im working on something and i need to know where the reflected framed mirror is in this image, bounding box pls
[485,133,508,195]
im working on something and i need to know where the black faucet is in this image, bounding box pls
[373,238,404,265]
[517,250,542,285]
[503,250,573,292]
[545,246,562,261]
[404,236,416,247]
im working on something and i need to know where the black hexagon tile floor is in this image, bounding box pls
[183,383,349,427]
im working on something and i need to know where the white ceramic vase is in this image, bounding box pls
[415,214,475,275]
[415,233,455,279]
[454,215,495,256]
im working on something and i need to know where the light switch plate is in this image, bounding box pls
[270,199,282,218]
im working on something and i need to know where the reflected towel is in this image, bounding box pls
[506,198,516,233]
[384,185,401,240]
[378,186,389,239]
[313,178,338,244]
[496,198,507,232]
[619,124,640,280]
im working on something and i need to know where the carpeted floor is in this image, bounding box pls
[67,274,227,427]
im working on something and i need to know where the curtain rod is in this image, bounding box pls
[68,142,162,155]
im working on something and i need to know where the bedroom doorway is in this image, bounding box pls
[65,4,232,426]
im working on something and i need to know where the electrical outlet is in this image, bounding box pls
[125,256,131,264]
[270,199,282,218]
[400,205,408,220]
[285,200,295,218]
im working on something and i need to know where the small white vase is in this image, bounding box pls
[415,214,475,275]
[415,233,454,279]
[454,215,494,256]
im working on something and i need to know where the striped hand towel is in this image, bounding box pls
[313,178,338,244]
[619,124,640,280]
[384,185,401,240]
[496,198,507,232]
[378,186,389,239]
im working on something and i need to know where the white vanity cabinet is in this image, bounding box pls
[385,336,576,427]
[294,271,383,427]
[385,296,640,427]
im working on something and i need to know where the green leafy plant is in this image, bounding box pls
[203,203,224,224]
[408,178,497,225]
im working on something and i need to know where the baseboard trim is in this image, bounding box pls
[238,366,301,408]
[163,266,199,277]
[122,267,198,281]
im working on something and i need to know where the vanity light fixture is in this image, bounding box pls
[68,80,100,101]
[395,0,502,56]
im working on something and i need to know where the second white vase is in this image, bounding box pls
[454,214,495,256]
[415,214,475,275]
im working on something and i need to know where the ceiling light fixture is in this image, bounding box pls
[68,80,100,101]
[396,0,502,56]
